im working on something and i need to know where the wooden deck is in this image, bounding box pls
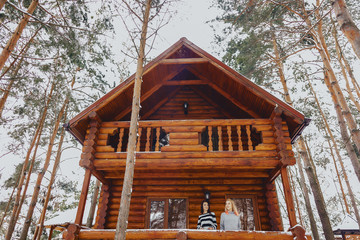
[63,228,312,240]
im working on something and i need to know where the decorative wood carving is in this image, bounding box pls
[95,184,110,229]
[80,111,102,170]
[265,182,283,231]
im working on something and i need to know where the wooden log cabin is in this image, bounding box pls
[63,38,311,239]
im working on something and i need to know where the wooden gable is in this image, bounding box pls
[67,38,307,144]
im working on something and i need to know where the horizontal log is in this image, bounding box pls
[110,185,265,193]
[75,229,302,240]
[169,138,199,145]
[93,158,279,170]
[170,132,199,139]
[95,151,278,159]
[163,126,206,132]
[161,145,207,152]
[101,119,274,128]
[104,170,270,179]
[111,178,265,186]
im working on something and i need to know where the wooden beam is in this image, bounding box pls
[160,58,208,65]
[75,229,309,239]
[208,82,261,118]
[93,158,279,171]
[95,150,278,159]
[190,86,234,119]
[184,65,261,118]
[141,87,181,119]
[102,119,273,128]
[75,169,91,225]
[280,167,297,227]
[114,65,187,120]
[163,80,209,85]
[104,170,269,179]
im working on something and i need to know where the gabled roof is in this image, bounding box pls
[66,38,308,144]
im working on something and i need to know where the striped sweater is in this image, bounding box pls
[197,212,217,230]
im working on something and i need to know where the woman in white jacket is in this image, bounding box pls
[220,199,241,230]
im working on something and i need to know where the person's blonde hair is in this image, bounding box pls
[225,199,239,216]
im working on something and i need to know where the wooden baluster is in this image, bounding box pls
[227,126,233,151]
[145,127,151,152]
[117,128,124,152]
[155,127,161,151]
[217,126,223,151]
[246,125,253,150]
[208,126,213,151]
[237,125,243,151]
[136,127,142,152]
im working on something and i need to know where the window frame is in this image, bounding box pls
[226,194,261,230]
[146,197,189,229]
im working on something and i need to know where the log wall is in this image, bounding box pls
[90,118,293,232]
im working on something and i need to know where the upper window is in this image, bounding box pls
[147,198,188,229]
[227,195,261,230]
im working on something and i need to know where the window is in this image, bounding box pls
[227,195,261,230]
[147,198,188,229]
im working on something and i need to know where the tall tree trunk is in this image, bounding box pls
[0,0,39,72]
[5,82,54,240]
[332,0,360,60]
[86,179,101,228]
[0,0,6,11]
[309,77,360,181]
[0,177,18,228]
[296,158,320,240]
[289,169,304,226]
[19,97,69,239]
[114,1,151,239]
[299,0,360,153]
[297,138,335,240]
[34,112,67,240]
[332,26,360,112]
[271,27,330,239]
[0,27,41,119]
[323,73,360,228]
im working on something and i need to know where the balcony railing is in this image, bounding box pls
[99,119,278,153]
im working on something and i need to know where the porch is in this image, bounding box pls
[63,228,311,240]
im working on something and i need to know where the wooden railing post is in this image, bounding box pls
[217,126,223,151]
[117,128,125,152]
[227,126,233,151]
[155,127,160,151]
[136,127,142,151]
[208,126,213,151]
[145,127,151,151]
[237,125,243,151]
[246,125,253,150]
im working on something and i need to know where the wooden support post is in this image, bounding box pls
[280,167,297,227]
[75,169,92,225]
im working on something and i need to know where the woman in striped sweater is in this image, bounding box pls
[197,200,217,230]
